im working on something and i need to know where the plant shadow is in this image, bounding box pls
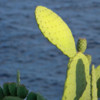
[74,59,87,100]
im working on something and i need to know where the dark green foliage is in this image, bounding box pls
[27,92,37,100]
[0,82,46,100]
[3,83,10,96]
[0,70,46,100]
[37,93,46,100]
[0,86,4,99]
[8,82,17,96]
[17,85,28,99]
[3,96,23,100]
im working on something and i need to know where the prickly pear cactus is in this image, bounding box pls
[62,52,90,100]
[0,82,28,100]
[85,54,92,65]
[35,6,76,58]
[35,5,100,100]
[0,71,46,100]
[91,65,98,100]
[95,65,100,98]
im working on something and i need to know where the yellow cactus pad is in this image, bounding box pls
[91,65,98,100]
[62,52,90,100]
[95,65,100,98]
[35,6,76,58]
[95,65,100,81]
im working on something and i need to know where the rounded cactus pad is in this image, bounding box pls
[17,85,28,99]
[3,83,10,96]
[35,6,76,58]
[8,82,17,96]
[27,92,37,100]
[77,38,87,53]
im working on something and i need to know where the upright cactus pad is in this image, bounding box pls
[62,52,90,100]
[95,65,100,97]
[35,6,76,58]
[95,65,100,82]
[35,5,100,100]
[91,65,98,100]
[77,38,87,53]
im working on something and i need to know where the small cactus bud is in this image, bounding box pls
[77,38,87,53]
[85,54,92,65]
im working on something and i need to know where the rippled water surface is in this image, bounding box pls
[0,0,100,100]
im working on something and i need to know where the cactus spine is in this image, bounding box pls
[35,6,100,100]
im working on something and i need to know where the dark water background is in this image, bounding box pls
[0,0,100,100]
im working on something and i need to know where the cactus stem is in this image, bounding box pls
[17,70,20,86]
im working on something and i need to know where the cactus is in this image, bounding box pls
[35,6,100,100]
[77,38,87,53]
[95,65,100,98]
[85,54,92,65]
[91,65,98,100]
[35,6,76,58]
[0,71,46,100]
[62,52,90,100]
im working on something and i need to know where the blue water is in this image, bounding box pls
[0,0,100,100]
